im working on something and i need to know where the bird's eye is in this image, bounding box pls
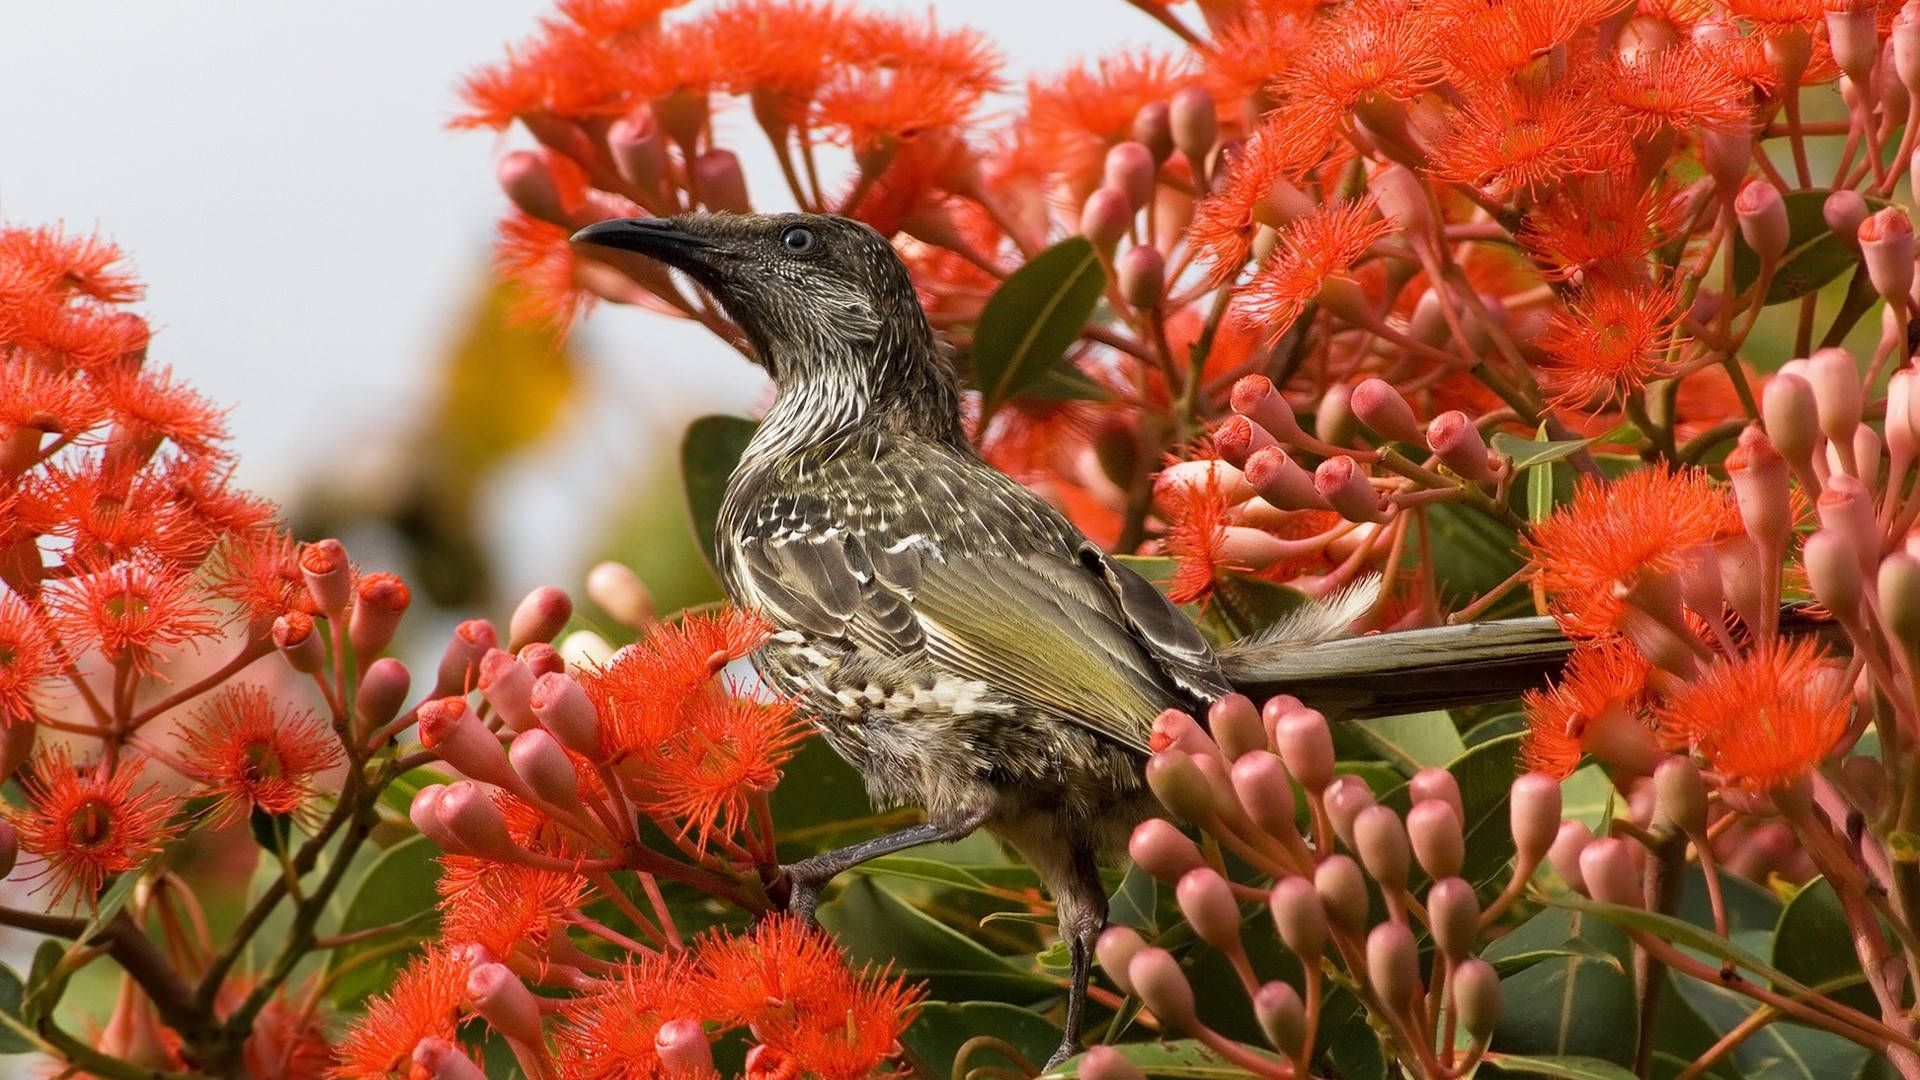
[779,225,816,254]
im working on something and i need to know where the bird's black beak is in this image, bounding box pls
[570,217,712,266]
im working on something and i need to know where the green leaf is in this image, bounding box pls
[1482,1053,1643,1080]
[1529,457,1556,524]
[21,939,67,1027]
[79,869,144,944]
[1049,1039,1285,1078]
[327,833,442,1008]
[1347,710,1466,775]
[1671,970,1871,1080]
[1772,877,1876,1013]
[972,237,1107,421]
[1487,906,1637,1063]
[770,737,888,857]
[1492,431,1599,470]
[0,962,29,1054]
[1731,189,1887,305]
[680,414,758,567]
[1487,938,1625,977]
[905,1001,1061,1077]
[249,805,294,854]
[851,855,1038,897]
[1546,894,1810,993]
[1421,502,1526,614]
[820,877,1058,1001]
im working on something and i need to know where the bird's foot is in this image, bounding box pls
[768,864,825,926]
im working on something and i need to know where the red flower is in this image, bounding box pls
[175,684,342,826]
[1521,640,1652,779]
[1539,281,1685,409]
[95,364,230,460]
[1429,77,1622,199]
[452,21,629,130]
[0,595,57,725]
[707,0,854,106]
[10,745,182,904]
[1161,460,1240,607]
[556,0,689,38]
[0,224,143,304]
[207,530,310,625]
[1653,639,1849,794]
[437,856,587,969]
[551,953,697,1080]
[1235,198,1394,336]
[330,946,472,1078]
[44,559,221,675]
[1024,51,1189,189]
[495,209,592,330]
[1519,171,1688,286]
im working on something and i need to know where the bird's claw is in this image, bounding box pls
[770,864,824,926]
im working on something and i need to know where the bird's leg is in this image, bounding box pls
[777,810,989,923]
[1045,849,1109,1071]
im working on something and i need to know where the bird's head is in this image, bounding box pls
[570,212,936,383]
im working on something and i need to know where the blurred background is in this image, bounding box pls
[0,0,1172,624]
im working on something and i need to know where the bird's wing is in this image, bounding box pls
[731,444,1223,753]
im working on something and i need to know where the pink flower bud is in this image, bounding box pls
[1652,756,1708,837]
[437,620,498,698]
[655,1018,714,1075]
[498,151,573,227]
[530,672,602,758]
[467,962,543,1045]
[1428,877,1480,961]
[1079,1046,1149,1080]
[1351,378,1424,444]
[1254,981,1308,1058]
[479,650,540,734]
[1728,425,1794,556]
[1407,799,1465,879]
[413,1038,488,1080]
[1764,24,1813,89]
[691,149,751,213]
[1208,694,1266,760]
[1817,473,1880,574]
[1702,126,1751,196]
[586,561,654,631]
[1807,347,1864,446]
[348,573,411,659]
[1880,551,1920,647]
[1129,817,1207,883]
[1735,180,1789,265]
[1129,947,1199,1030]
[508,586,573,653]
[419,697,519,793]
[1427,411,1500,483]
[1548,820,1594,892]
[1231,752,1301,841]
[1157,458,1258,503]
[1452,958,1502,1042]
[1268,876,1327,961]
[356,657,411,733]
[273,612,325,674]
[1761,372,1820,479]
[1212,415,1277,469]
[1893,370,1920,469]
[1117,244,1165,310]
[1269,702,1335,793]
[410,784,456,847]
[1369,163,1430,239]
[520,642,565,679]
[1150,708,1219,760]
[1578,837,1643,906]
[1170,87,1218,174]
[1366,922,1421,1012]
[1861,208,1916,309]
[298,539,353,621]
[1829,2,1880,84]
[1232,375,1307,443]
[1244,447,1332,511]
[439,780,520,861]
[1105,142,1158,211]
[509,729,580,809]
[1315,855,1369,934]
[1895,2,1920,99]
[608,110,668,192]
[1177,869,1244,956]
[1080,187,1134,250]
[1354,805,1411,893]
[1509,772,1563,871]
[1805,529,1867,618]
[1324,773,1376,852]
[1317,383,1357,449]
[1409,768,1463,822]
[1133,102,1174,164]
[1826,189,1871,251]
[1096,926,1149,996]
[1315,456,1385,523]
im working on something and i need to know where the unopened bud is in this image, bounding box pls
[558,628,612,671]
[520,642,565,679]
[587,561,654,630]
[1829,2,1880,83]
[1209,694,1266,760]
[479,650,539,733]
[691,149,751,213]
[1268,876,1326,961]
[1254,981,1308,1058]
[413,1038,487,1080]
[1817,474,1880,574]
[1170,87,1218,175]
[1316,455,1385,523]
[349,573,410,658]
[498,150,572,227]
[1407,799,1465,879]
[656,1018,714,1075]
[1351,378,1423,444]
[1128,947,1199,1030]
[1427,411,1500,483]
[419,697,518,792]
[0,820,16,881]
[1895,2,1920,100]
[1805,529,1867,618]
[1734,180,1789,264]
[1702,126,1751,195]
[1244,447,1331,510]
[1652,756,1708,837]
[1270,702,1335,793]
[1370,163,1431,239]
[508,586,573,652]
[1880,551,1920,648]
[1324,773,1376,852]
[1315,855,1369,934]
[1409,768,1463,822]
[1079,1046,1149,1080]
[273,611,325,674]
[1117,244,1165,309]
[438,780,519,861]
[1728,424,1794,553]
[1861,208,1916,309]
[356,657,411,734]
[1844,755,1889,815]
[1825,189,1871,252]
[1354,805,1411,893]
[1317,383,1357,448]
[1510,772,1563,871]
[1428,877,1480,961]
[1892,370,1920,467]
[1105,142,1158,211]
[1129,817,1207,883]
[530,672,603,757]
[1807,347,1864,447]
[1548,820,1594,892]
[1578,837,1642,906]
[1366,922,1421,1012]
[437,620,498,698]
[608,110,668,192]
[299,539,353,620]
[1231,752,1301,841]
[1150,708,1219,759]
[509,729,581,809]
[1232,375,1307,443]
[467,963,543,1046]
[1761,372,1820,478]
[1133,102,1174,163]
[1096,926,1149,996]
[1177,869,1244,956]
[1452,958,1502,1042]
[410,784,455,847]
[1081,187,1134,250]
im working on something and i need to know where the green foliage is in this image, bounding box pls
[970,236,1108,423]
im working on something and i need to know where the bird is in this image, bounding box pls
[569,211,1577,1068]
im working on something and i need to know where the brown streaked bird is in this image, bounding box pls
[570,212,1575,1067]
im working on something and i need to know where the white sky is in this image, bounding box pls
[0,0,1176,599]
